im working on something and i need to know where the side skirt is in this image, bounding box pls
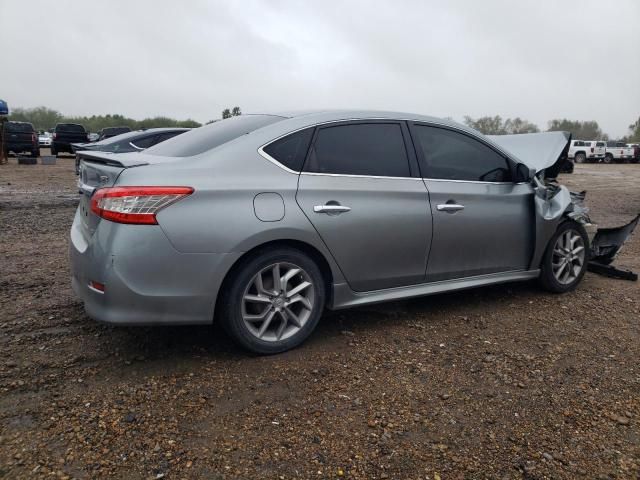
[330,270,540,309]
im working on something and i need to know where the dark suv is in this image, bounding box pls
[52,123,88,156]
[2,121,39,157]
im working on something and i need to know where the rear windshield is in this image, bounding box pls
[596,142,605,147]
[57,124,86,133]
[145,115,284,157]
[5,122,34,133]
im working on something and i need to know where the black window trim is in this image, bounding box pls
[407,121,519,184]
[258,119,422,179]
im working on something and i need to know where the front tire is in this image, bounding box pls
[539,221,588,293]
[218,247,326,354]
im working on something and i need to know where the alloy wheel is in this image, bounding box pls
[551,229,585,285]
[241,262,315,342]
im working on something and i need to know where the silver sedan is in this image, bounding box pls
[70,110,589,354]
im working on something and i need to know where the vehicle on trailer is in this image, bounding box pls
[97,126,132,141]
[51,123,89,156]
[70,111,635,354]
[2,121,39,157]
[604,141,635,163]
[38,131,52,147]
[72,128,190,174]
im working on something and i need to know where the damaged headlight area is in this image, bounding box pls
[588,214,640,281]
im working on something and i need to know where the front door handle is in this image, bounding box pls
[313,204,351,214]
[436,203,465,212]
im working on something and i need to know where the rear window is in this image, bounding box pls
[5,122,34,133]
[57,124,86,133]
[263,128,314,171]
[596,142,605,147]
[145,115,283,157]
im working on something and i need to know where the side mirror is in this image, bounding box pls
[515,163,536,183]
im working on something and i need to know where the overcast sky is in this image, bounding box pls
[2,0,639,137]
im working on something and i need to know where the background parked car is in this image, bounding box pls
[73,127,190,174]
[604,141,635,163]
[627,143,639,163]
[568,139,605,163]
[51,123,89,156]
[97,126,132,141]
[87,133,100,142]
[2,121,39,157]
[38,131,52,147]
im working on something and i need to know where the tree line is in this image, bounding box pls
[7,106,639,143]
[7,106,202,132]
[464,115,640,143]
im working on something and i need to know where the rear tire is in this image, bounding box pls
[50,147,57,157]
[218,247,326,354]
[575,152,586,164]
[603,154,613,164]
[539,220,589,293]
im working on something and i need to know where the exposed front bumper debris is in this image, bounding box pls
[588,214,640,281]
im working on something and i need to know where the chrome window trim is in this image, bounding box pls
[301,172,422,181]
[422,177,514,185]
[257,117,521,178]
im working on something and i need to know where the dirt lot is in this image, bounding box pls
[1,154,639,479]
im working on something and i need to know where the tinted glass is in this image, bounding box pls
[155,131,185,143]
[413,125,511,182]
[304,123,410,177]
[145,115,283,157]
[57,124,85,133]
[5,122,33,133]
[130,135,158,149]
[263,128,313,171]
[596,142,605,147]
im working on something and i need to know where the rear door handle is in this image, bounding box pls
[436,203,465,212]
[313,205,351,214]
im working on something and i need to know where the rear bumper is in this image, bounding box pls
[5,142,36,152]
[69,209,242,325]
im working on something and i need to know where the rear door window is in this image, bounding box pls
[412,125,512,182]
[263,128,313,172]
[5,123,33,133]
[303,123,411,177]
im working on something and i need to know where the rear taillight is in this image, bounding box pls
[590,147,594,153]
[87,133,90,141]
[90,186,194,225]
[53,132,57,139]
[32,132,37,143]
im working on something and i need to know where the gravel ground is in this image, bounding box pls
[1,154,639,479]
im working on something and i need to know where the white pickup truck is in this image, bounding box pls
[604,141,635,163]
[568,140,606,163]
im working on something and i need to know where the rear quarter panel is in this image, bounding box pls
[115,140,347,285]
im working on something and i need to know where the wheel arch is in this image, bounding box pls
[214,239,336,323]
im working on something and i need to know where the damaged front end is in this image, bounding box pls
[489,131,639,281]
[535,181,638,280]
